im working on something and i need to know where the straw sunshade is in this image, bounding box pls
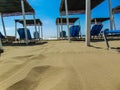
[60,0,104,15]
[15,19,43,40]
[0,0,35,45]
[112,6,120,14]
[15,19,42,26]
[0,0,34,17]
[91,17,110,24]
[56,17,79,25]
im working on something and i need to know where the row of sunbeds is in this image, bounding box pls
[1,24,120,48]
[0,28,40,42]
[60,24,120,48]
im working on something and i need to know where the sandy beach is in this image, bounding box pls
[0,40,120,90]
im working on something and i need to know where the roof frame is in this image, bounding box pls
[15,19,42,26]
[60,0,104,15]
[56,17,79,25]
[0,0,34,17]
[112,5,120,14]
[91,17,110,24]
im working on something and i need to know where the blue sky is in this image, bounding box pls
[0,0,120,38]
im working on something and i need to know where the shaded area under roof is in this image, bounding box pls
[0,0,34,17]
[91,17,110,24]
[60,0,104,15]
[15,19,42,26]
[112,6,120,14]
[56,17,79,25]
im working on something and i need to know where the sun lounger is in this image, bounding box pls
[0,32,5,39]
[60,31,66,38]
[33,31,39,39]
[70,25,80,37]
[90,24,103,38]
[103,29,120,48]
[17,28,32,40]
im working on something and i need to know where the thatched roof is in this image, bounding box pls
[91,17,110,24]
[112,6,120,14]
[15,19,42,26]
[60,0,104,15]
[56,17,79,25]
[0,0,34,17]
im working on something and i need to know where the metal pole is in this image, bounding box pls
[112,14,116,30]
[21,0,28,45]
[0,39,3,50]
[0,13,7,39]
[33,14,37,33]
[57,25,59,39]
[108,0,113,30]
[57,18,59,39]
[79,18,82,38]
[15,21,17,40]
[58,19,60,39]
[65,0,70,42]
[60,15,63,39]
[38,23,41,40]
[41,26,43,40]
[85,0,91,46]
[95,19,97,24]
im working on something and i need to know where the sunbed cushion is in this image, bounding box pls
[17,28,32,40]
[91,24,103,36]
[70,25,80,37]
[0,32,5,39]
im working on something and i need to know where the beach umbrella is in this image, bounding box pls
[60,0,104,46]
[112,5,120,30]
[0,0,35,45]
[91,17,110,24]
[56,18,79,25]
[112,6,120,14]
[56,17,80,39]
[108,0,120,30]
[15,19,43,40]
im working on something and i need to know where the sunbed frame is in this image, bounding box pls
[103,30,120,48]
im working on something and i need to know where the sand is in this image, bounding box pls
[0,40,120,90]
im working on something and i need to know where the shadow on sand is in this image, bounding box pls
[0,49,4,56]
[89,45,103,49]
[111,47,120,53]
[2,41,48,47]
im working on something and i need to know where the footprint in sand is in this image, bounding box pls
[6,66,51,90]
[13,54,45,60]
[13,55,34,60]
[30,54,45,60]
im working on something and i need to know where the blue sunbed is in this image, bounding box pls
[60,31,66,38]
[70,25,80,37]
[17,28,32,40]
[103,29,120,48]
[90,24,103,37]
[0,32,5,39]
[33,31,39,39]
